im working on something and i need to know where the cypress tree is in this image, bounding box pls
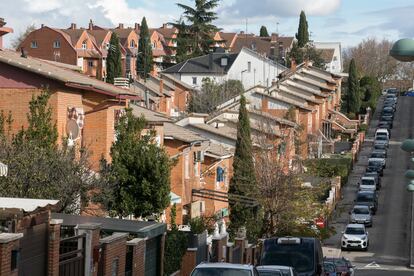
[228,95,257,237]
[259,26,269,37]
[347,59,361,114]
[106,33,122,84]
[296,10,309,47]
[137,17,153,79]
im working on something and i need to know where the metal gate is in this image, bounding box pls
[125,245,133,276]
[59,234,86,276]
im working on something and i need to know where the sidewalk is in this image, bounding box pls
[323,99,382,251]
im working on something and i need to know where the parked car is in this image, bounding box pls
[323,257,355,276]
[260,237,324,276]
[366,158,384,176]
[374,135,389,148]
[349,205,373,227]
[380,115,394,128]
[373,141,387,151]
[370,150,387,168]
[383,99,396,109]
[364,171,381,189]
[256,265,298,276]
[359,176,377,191]
[406,90,414,97]
[355,190,378,214]
[322,262,336,276]
[375,128,390,140]
[190,263,257,276]
[341,224,369,251]
[387,88,398,95]
[381,106,395,117]
[385,94,398,102]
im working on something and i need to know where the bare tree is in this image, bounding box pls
[343,38,398,82]
[11,24,36,50]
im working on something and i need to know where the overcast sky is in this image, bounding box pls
[2,0,414,48]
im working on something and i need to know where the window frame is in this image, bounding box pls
[30,41,38,49]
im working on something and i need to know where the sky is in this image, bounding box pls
[2,0,414,48]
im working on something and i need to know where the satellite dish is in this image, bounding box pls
[66,119,80,140]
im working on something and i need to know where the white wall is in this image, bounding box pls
[314,42,343,74]
[179,73,228,90]
[227,49,286,90]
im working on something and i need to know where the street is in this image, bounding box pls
[324,96,414,275]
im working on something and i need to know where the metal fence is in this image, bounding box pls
[59,234,86,276]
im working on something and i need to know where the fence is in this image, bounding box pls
[59,234,86,276]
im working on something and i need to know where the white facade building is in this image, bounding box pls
[162,47,287,90]
[313,42,343,74]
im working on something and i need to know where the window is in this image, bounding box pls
[82,40,87,50]
[88,60,94,67]
[152,42,156,49]
[192,77,197,85]
[130,40,135,48]
[216,166,225,183]
[333,56,338,61]
[247,61,251,72]
[111,258,119,276]
[53,40,60,48]
[30,41,38,48]
[11,250,19,271]
[221,57,228,66]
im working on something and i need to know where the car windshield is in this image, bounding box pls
[191,268,252,276]
[257,270,283,276]
[353,207,369,214]
[357,193,374,201]
[345,227,365,235]
[261,241,315,273]
[371,153,384,158]
[361,179,375,186]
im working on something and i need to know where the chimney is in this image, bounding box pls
[291,59,297,71]
[118,23,124,29]
[0,18,13,49]
[134,23,140,32]
[88,19,93,30]
[240,31,244,35]
[70,23,76,30]
[41,24,44,28]
[208,53,214,70]
[271,33,278,42]
[0,18,5,28]
[271,79,277,87]
[20,47,27,58]
[162,23,167,28]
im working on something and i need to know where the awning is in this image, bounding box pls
[0,162,7,177]
[170,192,181,205]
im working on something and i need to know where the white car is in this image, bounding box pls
[359,176,377,191]
[375,128,390,140]
[256,265,298,276]
[341,224,369,251]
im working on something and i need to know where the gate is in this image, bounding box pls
[59,234,86,276]
[125,245,133,276]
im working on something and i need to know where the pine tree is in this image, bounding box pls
[106,33,122,84]
[137,17,153,79]
[172,18,191,64]
[296,10,309,48]
[106,108,171,218]
[259,26,269,37]
[346,59,361,115]
[228,95,257,238]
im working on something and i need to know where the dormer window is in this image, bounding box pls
[130,40,135,48]
[53,40,60,49]
[81,40,87,50]
[30,41,38,48]
[152,42,156,49]
[220,57,228,67]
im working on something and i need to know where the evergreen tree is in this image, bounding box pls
[228,95,257,238]
[100,108,171,218]
[259,26,269,37]
[296,11,309,47]
[137,17,153,79]
[177,0,220,56]
[172,18,191,64]
[346,59,361,114]
[106,33,122,84]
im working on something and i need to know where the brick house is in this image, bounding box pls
[0,49,139,170]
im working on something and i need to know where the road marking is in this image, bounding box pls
[364,261,381,268]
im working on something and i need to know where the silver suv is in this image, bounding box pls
[349,205,373,227]
[341,224,369,251]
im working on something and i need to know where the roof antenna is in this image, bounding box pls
[20,47,27,58]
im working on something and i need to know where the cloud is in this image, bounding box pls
[219,0,342,18]
[1,0,177,48]
[370,5,414,38]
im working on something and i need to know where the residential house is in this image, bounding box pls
[314,42,343,74]
[162,47,287,90]
[154,24,178,63]
[0,49,139,170]
[213,32,238,50]
[111,23,140,78]
[0,18,13,49]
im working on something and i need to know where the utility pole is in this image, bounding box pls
[276,22,279,34]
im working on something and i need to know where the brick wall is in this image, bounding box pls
[99,233,128,276]
[127,238,146,276]
[0,234,23,276]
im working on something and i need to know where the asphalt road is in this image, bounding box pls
[323,96,414,276]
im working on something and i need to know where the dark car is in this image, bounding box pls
[355,190,378,214]
[366,158,384,176]
[380,115,393,128]
[323,257,354,276]
[381,106,394,116]
[260,237,324,276]
[383,100,396,110]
